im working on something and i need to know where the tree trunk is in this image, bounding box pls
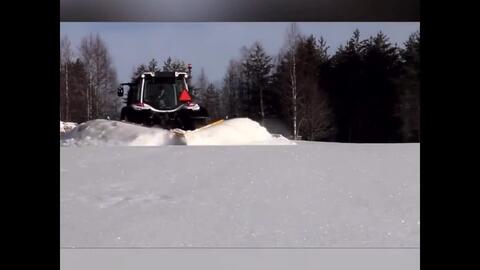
[259,86,265,123]
[86,80,91,120]
[290,52,298,140]
[65,63,69,121]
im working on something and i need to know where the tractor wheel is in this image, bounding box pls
[120,108,127,121]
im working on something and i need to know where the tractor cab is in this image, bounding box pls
[118,72,191,110]
[117,70,208,130]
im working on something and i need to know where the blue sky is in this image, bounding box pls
[60,22,419,85]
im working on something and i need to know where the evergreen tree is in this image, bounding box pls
[147,58,159,72]
[162,57,188,72]
[359,31,402,142]
[297,35,335,140]
[131,58,160,81]
[131,64,148,81]
[396,31,420,142]
[327,30,403,142]
[194,68,209,103]
[327,29,367,142]
[241,41,273,121]
[221,60,243,118]
[202,83,221,119]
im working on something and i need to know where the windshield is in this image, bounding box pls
[143,77,186,109]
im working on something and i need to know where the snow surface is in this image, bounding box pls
[60,142,419,248]
[61,118,294,146]
[61,249,419,270]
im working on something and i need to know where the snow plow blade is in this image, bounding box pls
[171,119,225,142]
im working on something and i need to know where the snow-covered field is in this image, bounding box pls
[60,119,419,248]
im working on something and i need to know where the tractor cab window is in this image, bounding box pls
[143,77,179,109]
[175,76,188,94]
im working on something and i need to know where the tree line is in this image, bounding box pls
[61,24,419,143]
[60,33,120,123]
[178,24,420,143]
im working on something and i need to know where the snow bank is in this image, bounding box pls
[182,118,293,145]
[60,121,77,134]
[61,119,179,146]
[61,118,294,146]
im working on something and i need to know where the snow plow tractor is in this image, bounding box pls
[117,68,209,130]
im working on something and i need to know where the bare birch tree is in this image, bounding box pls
[60,35,73,121]
[283,23,301,139]
[79,33,118,120]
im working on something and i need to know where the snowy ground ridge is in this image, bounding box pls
[61,118,295,146]
[60,121,78,134]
